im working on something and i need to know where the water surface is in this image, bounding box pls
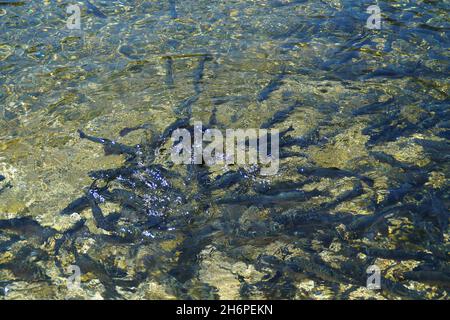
[0,0,449,299]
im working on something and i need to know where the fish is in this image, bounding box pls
[211,95,250,106]
[0,175,5,182]
[380,183,414,206]
[268,0,307,8]
[0,1,25,6]
[370,151,415,170]
[261,102,303,129]
[319,181,365,210]
[402,271,450,288]
[365,119,416,146]
[60,195,90,215]
[101,189,146,213]
[279,127,321,149]
[216,189,323,206]
[0,247,50,282]
[257,69,287,102]
[208,170,246,190]
[352,98,395,116]
[88,166,143,181]
[74,253,122,299]
[343,204,415,238]
[156,116,191,146]
[257,254,356,286]
[87,190,115,232]
[173,95,199,116]
[78,129,137,156]
[362,247,435,262]
[0,217,57,244]
[298,166,374,187]
[274,209,351,228]
[164,56,174,87]
[417,193,450,236]
[254,180,310,195]
[0,180,10,194]
[119,124,152,137]
[192,55,212,95]
[413,139,450,163]
[85,0,107,19]
[53,219,87,256]
[279,150,308,159]
[438,130,450,139]
[169,225,219,283]
[0,233,21,254]
[168,0,177,19]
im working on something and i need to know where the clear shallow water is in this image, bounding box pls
[0,0,449,299]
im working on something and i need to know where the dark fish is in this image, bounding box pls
[261,101,303,129]
[258,255,355,286]
[169,225,218,283]
[402,271,450,287]
[438,130,450,139]
[168,0,177,19]
[157,116,191,146]
[208,106,218,127]
[274,209,351,227]
[85,0,107,19]
[192,55,212,95]
[0,1,25,6]
[343,204,415,238]
[413,139,450,163]
[363,247,434,262]
[53,218,87,256]
[0,217,56,243]
[87,190,115,232]
[381,276,425,299]
[422,193,449,235]
[89,166,140,181]
[60,195,90,215]
[274,182,364,227]
[280,127,322,149]
[365,67,405,79]
[0,178,10,194]
[352,98,395,116]
[319,181,365,210]
[0,233,21,253]
[257,70,287,102]
[78,129,137,156]
[209,170,246,190]
[268,0,307,8]
[370,151,414,170]
[173,95,199,116]
[254,180,310,195]
[365,119,416,146]
[211,95,250,106]
[298,166,374,187]
[380,180,426,207]
[119,124,151,137]
[75,253,122,299]
[279,150,307,159]
[217,189,323,206]
[0,247,50,282]
[164,56,174,87]
[101,189,146,212]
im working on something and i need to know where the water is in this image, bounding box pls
[0,0,449,299]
